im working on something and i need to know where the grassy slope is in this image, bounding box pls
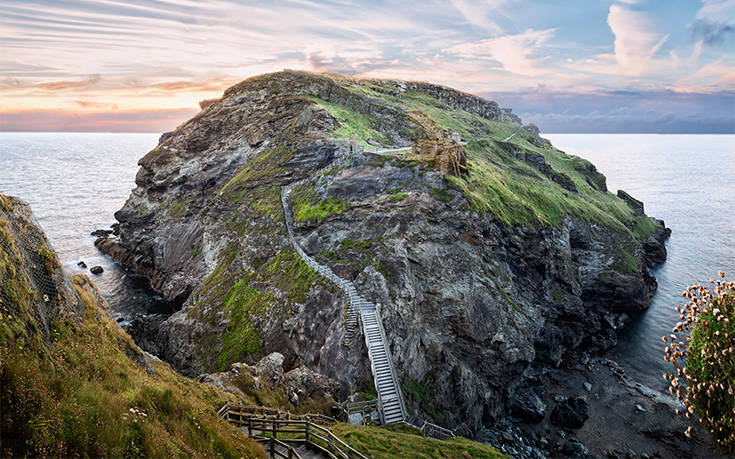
[332,423,506,458]
[307,75,654,239]
[0,207,265,457]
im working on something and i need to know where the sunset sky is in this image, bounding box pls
[1,0,733,133]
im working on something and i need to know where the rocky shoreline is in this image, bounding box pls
[90,70,717,457]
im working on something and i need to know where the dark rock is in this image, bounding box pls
[510,386,547,423]
[158,131,174,144]
[111,223,120,236]
[91,229,113,237]
[550,395,590,429]
[617,190,644,216]
[562,439,590,458]
[89,265,104,275]
[77,261,87,268]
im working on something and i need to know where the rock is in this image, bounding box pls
[111,223,120,236]
[550,395,590,429]
[617,190,644,216]
[562,439,590,458]
[198,98,219,111]
[510,386,547,423]
[100,70,670,435]
[77,261,87,268]
[635,404,646,413]
[583,382,592,392]
[255,352,285,384]
[90,265,104,275]
[91,229,113,237]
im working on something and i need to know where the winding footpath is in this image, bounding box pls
[281,185,407,425]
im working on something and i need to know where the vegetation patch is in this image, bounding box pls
[167,200,188,219]
[0,225,263,458]
[331,422,506,458]
[291,182,348,223]
[664,273,735,452]
[429,187,452,203]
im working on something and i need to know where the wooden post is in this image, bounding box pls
[305,422,310,444]
[248,418,252,438]
[270,437,275,457]
[272,419,277,443]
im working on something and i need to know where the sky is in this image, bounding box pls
[1,0,733,133]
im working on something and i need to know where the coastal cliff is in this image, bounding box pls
[98,70,670,439]
[0,194,265,457]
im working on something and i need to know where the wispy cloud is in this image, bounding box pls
[444,29,556,76]
[607,5,669,76]
[692,0,735,46]
[0,0,732,132]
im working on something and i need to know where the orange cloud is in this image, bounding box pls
[36,75,102,91]
[0,108,197,132]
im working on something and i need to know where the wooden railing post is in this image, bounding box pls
[269,437,275,457]
[248,418,253,438]
[305,422,310,444]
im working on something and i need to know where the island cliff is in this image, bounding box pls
[97,70,671,440]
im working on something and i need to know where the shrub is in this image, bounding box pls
[663,271,735,451]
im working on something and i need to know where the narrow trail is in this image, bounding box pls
[503,124,523,142]
[281,185,407,425]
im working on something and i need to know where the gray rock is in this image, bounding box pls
[90,265,103,275]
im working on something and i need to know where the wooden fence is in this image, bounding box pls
[219,402,367,459]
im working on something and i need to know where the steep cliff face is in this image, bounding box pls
[99,70,669,433]
[0,194,263,458]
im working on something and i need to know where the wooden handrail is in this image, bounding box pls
[218,402,367,459]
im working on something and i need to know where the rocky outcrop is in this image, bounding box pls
[198,352,339,407]
[99,70,670,436]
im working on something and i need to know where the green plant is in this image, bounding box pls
[663,272,735,451]
[429,187,452,203]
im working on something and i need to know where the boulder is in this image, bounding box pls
[510,387,547,423]
[90,265,104,275]
[550,395,590,429]
[91,229,113,237]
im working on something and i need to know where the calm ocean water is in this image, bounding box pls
[0,132,170,322]
[0,132,732,387]
[547,134,735,389]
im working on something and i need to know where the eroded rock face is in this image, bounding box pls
[198,352,339,406]
[100,70,669,435]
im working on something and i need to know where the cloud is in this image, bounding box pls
[36,75,102,91]
[607,5,669,75]
[692,0,735,46]
[490,88,735,133]
[692,20,735,46]
[448,0,513,34]
[444,29,556,76]
[72,100,119,109]
[0,108,197,132]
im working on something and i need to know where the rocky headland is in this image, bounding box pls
[91,70,718,456]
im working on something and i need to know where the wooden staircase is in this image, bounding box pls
[281,185,407,425]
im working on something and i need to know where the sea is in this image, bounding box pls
[0,132,733,389]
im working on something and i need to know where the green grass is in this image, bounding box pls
[290,182,348,223]
[0,200,265,457]
[305,96,394,147]
[331,423,507,458]
[167,200,188,219]
[313,73,647,236]
[429,187,452,203]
